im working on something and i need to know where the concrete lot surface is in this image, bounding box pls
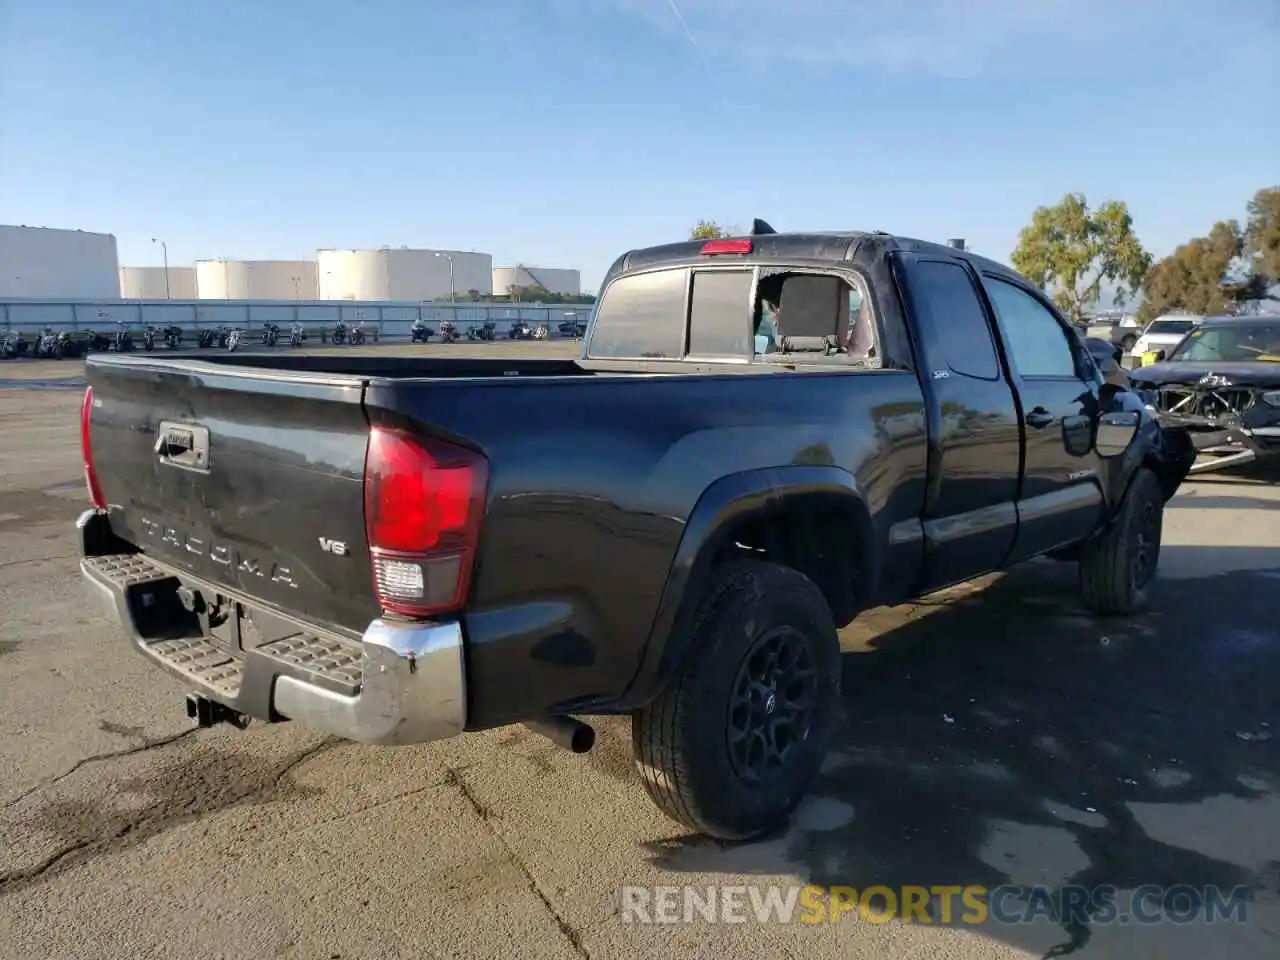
[0,346,1277,960]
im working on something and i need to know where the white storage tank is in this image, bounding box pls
[316,248,493,301]
[0,225,120,299]
[492,265,582,297]
[195,259,317,299]
[119,265,197,299]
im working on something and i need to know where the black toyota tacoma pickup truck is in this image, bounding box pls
[77,225,1195,840]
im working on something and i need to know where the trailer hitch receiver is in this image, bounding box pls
[186,693,251,730]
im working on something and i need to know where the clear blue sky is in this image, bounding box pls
[2,0,1277,293]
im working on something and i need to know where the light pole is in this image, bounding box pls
[433,252,455,303]
[151,237,170,298]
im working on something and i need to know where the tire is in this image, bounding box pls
[1079,466,1164,615]
[631,559,841,840]
[1120,335,1137,352]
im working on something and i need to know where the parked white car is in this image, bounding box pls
[1085,314,1144,351]
[1130,315,1202,364]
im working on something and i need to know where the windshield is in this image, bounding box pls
[1146,320,1195,335]
[1167,323,1280,362]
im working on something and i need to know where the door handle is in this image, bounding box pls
[1025,408,1054,429]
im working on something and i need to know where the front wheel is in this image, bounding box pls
[631,560,840,840]
[1079,466,1164,615]
[1120,335,1137,353]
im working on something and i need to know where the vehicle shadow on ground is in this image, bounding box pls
[642,547,1280,957]
[1165,473,1278,511]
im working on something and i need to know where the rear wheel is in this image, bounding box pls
[1079,466,1164,615]
[631,560,841,840]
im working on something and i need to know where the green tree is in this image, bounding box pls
[1010,193,1152,324]
[1245,186,1280,283]
[510,283,552,302]
[476,283,595,305]
[1139,217,1276,322]
[690,220,727,240]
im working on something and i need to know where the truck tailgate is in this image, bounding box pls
[84,359,380,634]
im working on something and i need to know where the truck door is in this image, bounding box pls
[896,255,1022,592]
[979,274,1106,562]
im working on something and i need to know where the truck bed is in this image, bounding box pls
[81,350,927,726]
[114,351,875,381]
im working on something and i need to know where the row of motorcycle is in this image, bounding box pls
[409,317,585,343]
[0,325,145,359]
[199,319,376,350]
[187,319,379,350]
[1,318,382,358]
[3,314,588,360]
[1,328,88,359]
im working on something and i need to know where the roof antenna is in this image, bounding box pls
[751,218,777,236]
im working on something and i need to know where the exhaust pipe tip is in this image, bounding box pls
[567,722,595,754]
[524,716,595,753]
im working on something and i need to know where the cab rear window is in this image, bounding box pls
[586,265,874,362]
[586,267,755,360]
[586,268,688,359]
[687,270,754,356]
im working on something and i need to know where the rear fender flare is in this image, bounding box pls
[619,465,874,708]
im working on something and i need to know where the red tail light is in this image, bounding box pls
[80,386,106,510]
[701,238,752,255]
[363,427,488,618]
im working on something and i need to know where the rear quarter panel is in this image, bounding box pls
[366,369,928,727]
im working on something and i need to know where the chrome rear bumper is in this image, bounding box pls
[78,509,467,746]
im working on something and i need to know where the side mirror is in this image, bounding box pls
[1097,410,1141,457]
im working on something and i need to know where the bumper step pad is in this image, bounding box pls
[257,634,363,690]
[81,553,364,699]
[79,521,467,745]
[147,635,244,697]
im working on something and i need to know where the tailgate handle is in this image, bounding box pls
[155,421,210,473]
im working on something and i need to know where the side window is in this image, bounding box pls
[901,259,1000,380]
[688,270,753,357]
[983,277,1079,378]
[586,269,687,359]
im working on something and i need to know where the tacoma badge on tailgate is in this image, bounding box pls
[137,516,299,588]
